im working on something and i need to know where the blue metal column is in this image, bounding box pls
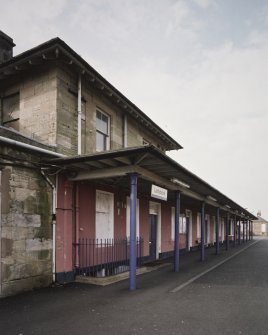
[225,213,229,251]
[238,217,241,245]
[233,215,236,247]
[246,220,248,242]
[243,219,245,243]
[129,173,138,291]
[174,191,181,272]
[200,202,205,261]
[215,207,220,255]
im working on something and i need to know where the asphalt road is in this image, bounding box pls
[0,238,267,335]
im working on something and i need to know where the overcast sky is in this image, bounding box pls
[1,0,268,218]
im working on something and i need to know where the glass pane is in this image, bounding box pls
[96,110,108,134]
[96,131,106,151]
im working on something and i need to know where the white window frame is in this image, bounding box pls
[180,215,186,234]
[171,208,187,240]
[96,108,110,152]
[95,190,114,240]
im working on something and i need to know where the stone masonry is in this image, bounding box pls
[0,137,53,297]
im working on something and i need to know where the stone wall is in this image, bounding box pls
[253,219,268,236]
[1,64,57,146]
[56,64,168,155]
[0,144,53,297]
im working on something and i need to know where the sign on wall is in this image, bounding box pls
[151,184,168,201]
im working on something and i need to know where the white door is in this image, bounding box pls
[95,190,114,240]
[149,202,161,259]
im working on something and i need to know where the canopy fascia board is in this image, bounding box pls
[68,164,236,209]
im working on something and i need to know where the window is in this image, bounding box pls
[171,208,186,240]
[180,215,186,234]
[95,190,114,240]
[2,92,20,130]
[96,109,110,151]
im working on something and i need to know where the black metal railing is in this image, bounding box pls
[74,237,144,277]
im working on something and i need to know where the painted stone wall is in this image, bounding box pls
[0,146,53,297]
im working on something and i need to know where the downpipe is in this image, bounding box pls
[40,170,57,282]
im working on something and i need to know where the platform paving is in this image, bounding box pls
[0,238,267,335]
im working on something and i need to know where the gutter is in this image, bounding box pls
[0,136,65,158]
[77,73,82,155]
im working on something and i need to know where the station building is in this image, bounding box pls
[0,31,256,296]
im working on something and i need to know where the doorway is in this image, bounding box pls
[149,214,157,261]
[186,210,192,251]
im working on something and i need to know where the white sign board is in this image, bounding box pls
[151,184,168,201]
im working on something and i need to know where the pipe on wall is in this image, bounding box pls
[75,183,80,267]
[0,170,2,295]
[77,73,82,155]
[123,114,128,148]
[0,136,65,158]
[41,170,57,282]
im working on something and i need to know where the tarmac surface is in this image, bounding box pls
[0,238,267,335]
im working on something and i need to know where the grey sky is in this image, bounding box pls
[1,0,267,218]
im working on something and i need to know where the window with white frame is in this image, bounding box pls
[96,109,110,151]
[95,190,114,240]
[171,208,186,240]
[180,215,186,234]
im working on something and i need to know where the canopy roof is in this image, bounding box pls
[43,145,256,219]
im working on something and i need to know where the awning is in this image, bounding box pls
[42,145,256,219]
